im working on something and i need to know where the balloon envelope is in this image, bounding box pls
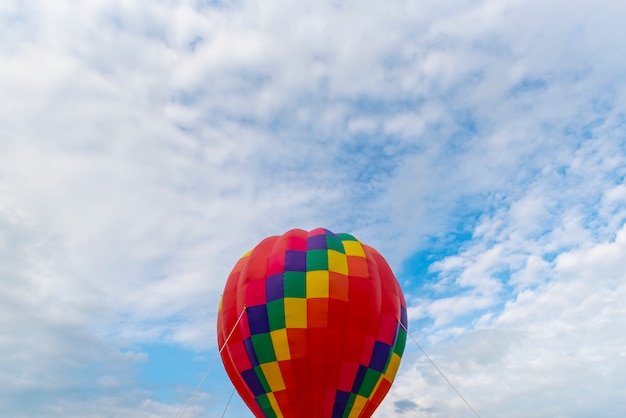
[217,228,407,417]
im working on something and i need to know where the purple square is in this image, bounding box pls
[242,368,265,396]
[400,306,408,329]
[351,365,368,393]
[369,341,392,372]
[244,337,259,367]
[247,305,270,335]
[333,391,350,417]
[284,250,306,272]
[307,234,328,250]
[266,273,284,302]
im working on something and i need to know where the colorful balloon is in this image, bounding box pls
[217,228,407,417]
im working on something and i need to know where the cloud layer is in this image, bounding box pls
[1,0,625,416]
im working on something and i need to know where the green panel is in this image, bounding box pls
[256,394,277,418]
[266,299,286,331]
[254,366,272,394]
[342,393,358,418]
[394,328,407,356]
[337,233,358,241]
[306,249,328,271]
[358,368,382,397]
[283,272,306,298]
[326,234,345,253]
[251,333,276,364]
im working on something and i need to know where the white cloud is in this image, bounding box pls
[381,223,626,417]
[1,0,626,416]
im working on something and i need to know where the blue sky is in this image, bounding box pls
[1,0,626,416]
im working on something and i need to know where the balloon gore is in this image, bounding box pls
[217,228,407,418]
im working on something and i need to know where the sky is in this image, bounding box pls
[1,0,626,417]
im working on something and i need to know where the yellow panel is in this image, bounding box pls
[270,329,291,361]
[266,392,284,417]
[306,270,329,298]
[384,353,401,381]
[284,298,307,328]
[342,240,365,257]
[218,296,223,312]
[369,377,383,400]
[348,395,368,417]
[327,250,349,275]
[260,362,286,392]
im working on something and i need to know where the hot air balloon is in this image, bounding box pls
[217,228,407,417]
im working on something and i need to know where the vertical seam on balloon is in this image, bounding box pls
[224,254,263,417]
[335,236,351,417]
[362,245,385,417]
[336,234,362,418]
[305,229,316,418]
[295,229,310,418]
[282,229,306,418]
[318,230,333,417]
[244,237,278,417]
[265,233,289,418]
[264,237,278,417]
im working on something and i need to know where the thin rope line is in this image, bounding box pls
[399,322,481,418]
[220,387,236,418]
[178,307,247,418]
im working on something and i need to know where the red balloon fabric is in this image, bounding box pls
[217,228,407,418]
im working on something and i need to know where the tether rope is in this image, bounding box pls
[399,322,481,418]
[220,387,236,418]
[178,307,247,418]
